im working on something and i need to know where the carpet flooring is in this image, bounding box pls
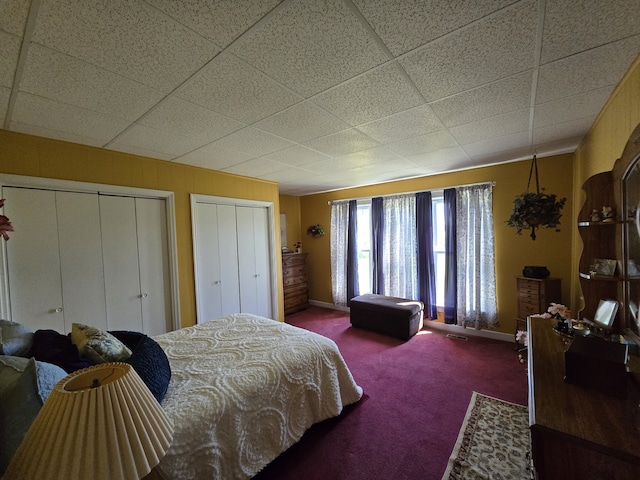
[441,392,530,480]
[254,306,528,480]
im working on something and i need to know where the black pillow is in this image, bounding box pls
[31,330,94,373]
[109,331,171,403]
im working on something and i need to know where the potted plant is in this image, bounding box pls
[306,224,324,237]
[506,155,566,240]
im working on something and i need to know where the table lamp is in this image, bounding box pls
[3,362,173,480]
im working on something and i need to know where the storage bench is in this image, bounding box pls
[350,294,424,340]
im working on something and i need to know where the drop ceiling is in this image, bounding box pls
[1,0,639,195]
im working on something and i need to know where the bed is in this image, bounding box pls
[154,313,363,479]
[0,313,362,480]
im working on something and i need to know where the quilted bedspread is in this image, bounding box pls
[153,313,363,480]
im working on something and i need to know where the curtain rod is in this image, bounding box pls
[327,181,496,205]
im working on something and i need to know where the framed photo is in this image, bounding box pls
[593,258,616,276]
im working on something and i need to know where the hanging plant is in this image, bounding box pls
[506,155,566,240]
[306,224,325,237]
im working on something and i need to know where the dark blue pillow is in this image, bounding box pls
[110,331,171,403]
[31,330,93,373]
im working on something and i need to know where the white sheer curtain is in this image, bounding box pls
[456,184,497,329]
[381,195,417,299]
[330,201,349,306]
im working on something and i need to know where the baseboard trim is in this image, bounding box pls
[308,299,513,343]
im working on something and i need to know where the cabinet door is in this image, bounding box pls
[237,206,272,318]
[100,195,143,332]
[135,197,171,336]
[4,188,65,331]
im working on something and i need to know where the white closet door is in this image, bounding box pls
[55,191,107,331]
[4,188,64,331]
[237,206,272,318]
[216,204,241,316]
[100,196,143,332]
[193,203,240,322]
[136,197,171,336]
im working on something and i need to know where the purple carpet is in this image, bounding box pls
[253,306,528,480]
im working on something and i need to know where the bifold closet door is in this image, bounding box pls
[236,206,272,319]
[193,202,240,322]
[3,188,106,332]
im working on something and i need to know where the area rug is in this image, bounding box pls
[442,392,532,480]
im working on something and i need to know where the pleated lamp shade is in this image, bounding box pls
[4,362,173,480]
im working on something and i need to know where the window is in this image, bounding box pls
[354,196,446,306]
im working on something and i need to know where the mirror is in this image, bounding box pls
[624,153,640,334]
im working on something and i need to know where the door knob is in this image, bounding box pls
[55,307,63,313]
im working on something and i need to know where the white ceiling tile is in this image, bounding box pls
[0,0,31,36]
[177,53,302,124]
[450,109,530,145]
[303,128,379,157]
[210,126,295,157]
[0,30,20,88]
[0,86,9,118]
[541,0,640,63]
[175,143,253,170]
[139,96,245,144]
[387,130,458,157]
[108,124,206,158]
[355,105,443,143]
[406,147,470,166]
[401,1,537,101]
[534,86,614,128]
[31,0,220,93]
[533,117,595,145]
[336,146,402,167]
[107,143,175,161]
[260,145,331,167]
[353,0,518,56]
[260,167,311,183]
[229,0,389,97]
[311,63,424,125]
[254,101,350,143]
[463,131,531,158]
[10,121,108,148]
[431,71,532,127]
[11,92,130,144]
[300,157,360,174]
[145,0,284,48]
[537,37,640,104]
[222,157,289,177]
[19,44,165,121]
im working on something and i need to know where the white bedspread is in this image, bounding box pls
[153,313,363,479]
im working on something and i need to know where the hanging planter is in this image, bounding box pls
[506,155,566,240]
[306,224,325,237]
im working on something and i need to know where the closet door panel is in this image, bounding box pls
[236,206,259,315]
[194,202,223,321]
[56,191,107,331]
[252,207,272,318]
[3,188,64,332]
[100,196,143,331]
[216,204,240,317]
[136,197,171,336]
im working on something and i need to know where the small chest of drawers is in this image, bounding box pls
[283,253,309,315]
[516,276,562,323]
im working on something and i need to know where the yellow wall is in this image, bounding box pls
[0,129,284,326]
[572,54,640,311]
[300,154,574,335]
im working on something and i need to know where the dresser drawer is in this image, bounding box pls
[283,264,306,278]
[284,293,308,310]
[519,303,542,318]
[283,274,306,287]
[284,283,307,296]
[283,254,306,267]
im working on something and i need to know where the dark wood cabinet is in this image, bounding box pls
[516,277,561,327]
[282,253,309,315]
[528,315,640,479]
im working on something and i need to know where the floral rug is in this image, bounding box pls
[442,392,532,480]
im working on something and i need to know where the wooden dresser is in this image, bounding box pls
[516,277,561,331]
[282,253,309,315]
[528,316,640,479]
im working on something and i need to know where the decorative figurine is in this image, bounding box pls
[601,206,615,222]
[590,209,601,222]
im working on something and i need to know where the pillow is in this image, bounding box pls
[71,323,132,364]
[0,320,34,357]
[31,329,93,373]
[110,331,171,403]
[0,356,67,475]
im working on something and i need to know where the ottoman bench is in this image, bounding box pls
[350,294,424,340]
